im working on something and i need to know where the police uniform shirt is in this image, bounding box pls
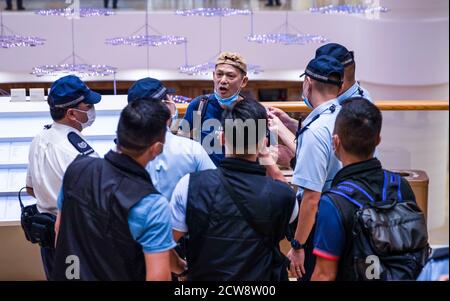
[146,130,216,201]
[337,82,372,104]
[292,98,342,198]
[26,122,98,215]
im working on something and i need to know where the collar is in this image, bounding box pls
[302,98,339,125]
[331,158,382,187]
[52,122,82,134]
[105,150,152,183]
[337,82,360,103]
[219,157,266,176]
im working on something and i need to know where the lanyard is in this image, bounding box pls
[295,104,336,139]
[290,104,336,171]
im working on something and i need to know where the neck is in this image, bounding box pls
[340,152,372,167]
[56,119,82,132]
[225,153,258,162]
[116,147,148,168]
[340,79,356,95]
[311,91,337,108]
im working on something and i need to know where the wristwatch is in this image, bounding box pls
[291,239,306,250]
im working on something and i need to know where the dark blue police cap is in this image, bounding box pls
[315,43,355,67]
[300,55,344,87]
[127,77,176,103]
[48,75,101,108]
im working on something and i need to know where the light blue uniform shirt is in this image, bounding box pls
[146,131,216,201]
[292,98,342,197]
[337,82,372,104]
[57,187,176,254]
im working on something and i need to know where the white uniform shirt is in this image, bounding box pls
[146,131,216,201]
[26,122,98,215]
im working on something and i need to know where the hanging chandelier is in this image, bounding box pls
[175,8,250,17]
[35,7,115,17]
[0,9,45,48]
[105,0,186,78]
[105,0,186,48]
[247,11,327,46]
[32,7,116,77]
[309,4,388,15]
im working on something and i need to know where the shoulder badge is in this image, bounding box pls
[67,132,95,156]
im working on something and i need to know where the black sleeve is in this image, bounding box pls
[400,177,416,203]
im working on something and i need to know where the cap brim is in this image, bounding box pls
[299,72,306,78]
[166,87,176,94]
[84,90,101,104]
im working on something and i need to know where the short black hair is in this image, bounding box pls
[117,100,170,154]
[48,105,69,121]
[47,99,87,121]
[221,99,268,155]
[334,97,382,158]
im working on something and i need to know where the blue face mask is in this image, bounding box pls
[214,90,240,108]
[303,95,314,110]
[301,78,314,110]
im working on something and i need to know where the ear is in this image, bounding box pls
[332,134,340,152]
[65,108,77,121]
[241,75,249,88]
[147,141,164,160]
[375,134,381,147]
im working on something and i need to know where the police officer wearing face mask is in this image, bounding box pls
[286,55,345,281]
[127,77,216,202]
[25,75,100,280]
[179,51,250,166]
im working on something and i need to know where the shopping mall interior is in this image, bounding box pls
[0,0,448,281]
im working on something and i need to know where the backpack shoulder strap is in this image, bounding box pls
[324,179,376,234]
[196,94,210,124]
[383,170,403,203]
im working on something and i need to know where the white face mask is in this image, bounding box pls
[72,107,96,130]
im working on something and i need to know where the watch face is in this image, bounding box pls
[291,240,300,249]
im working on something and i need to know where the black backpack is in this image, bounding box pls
[325,171,430,281]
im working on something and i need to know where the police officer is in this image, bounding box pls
[53,101,177,281]
[286,55,344,281]
[315,43,372,104]
[26,75,100,280]
[127,77,216,201]
[170,99,298,280]
[179,51,250,166]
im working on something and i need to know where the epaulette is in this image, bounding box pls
[67,132,95,156]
